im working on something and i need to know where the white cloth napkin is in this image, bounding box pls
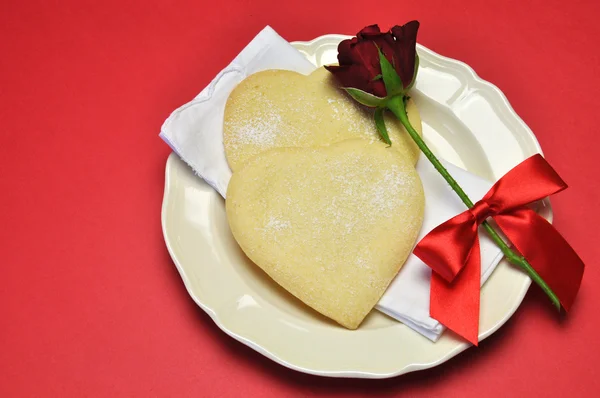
[377,159,503,341]
[160,26,505,342]
[160,26,316,197]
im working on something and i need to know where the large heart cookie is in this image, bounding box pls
[223,67,423,172]
[225,139,425,329]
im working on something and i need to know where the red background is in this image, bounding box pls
[2,0,599,396]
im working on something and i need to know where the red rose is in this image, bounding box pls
[323,22,576,345]
[325,21,420,98]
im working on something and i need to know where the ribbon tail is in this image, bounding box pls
[496,208,585,311]
[430,237,481,346]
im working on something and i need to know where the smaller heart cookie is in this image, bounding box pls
[226,139,425,329]
[223,67,423,172]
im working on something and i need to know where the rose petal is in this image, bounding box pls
[391,21,419,89]
[337,38,355,66]
[342,40,382,82]
[324,64,386,97]
[357,25,382,39]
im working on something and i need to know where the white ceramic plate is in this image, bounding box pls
[161,34,552,378]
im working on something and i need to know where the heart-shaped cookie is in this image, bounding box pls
[226,139,425,329]
[223,67,423,172]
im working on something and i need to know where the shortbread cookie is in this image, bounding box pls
[225,139,425,329]
[223,67,423,172]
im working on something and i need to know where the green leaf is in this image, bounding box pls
[374,107,392,146]
[372,74,382,81]
[378,48,403,96]
[343,87,387,108]
[406,54,420,91]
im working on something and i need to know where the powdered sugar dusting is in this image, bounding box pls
[225,98,291,150]
[239,141,423,304]
[326,97,375,138]
[224,72,405,171]
[264,215,291,231]
[233,110,281,148]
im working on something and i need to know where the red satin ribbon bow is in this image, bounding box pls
[413,154,585,346]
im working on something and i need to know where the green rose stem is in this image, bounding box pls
[386,95,561,310]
